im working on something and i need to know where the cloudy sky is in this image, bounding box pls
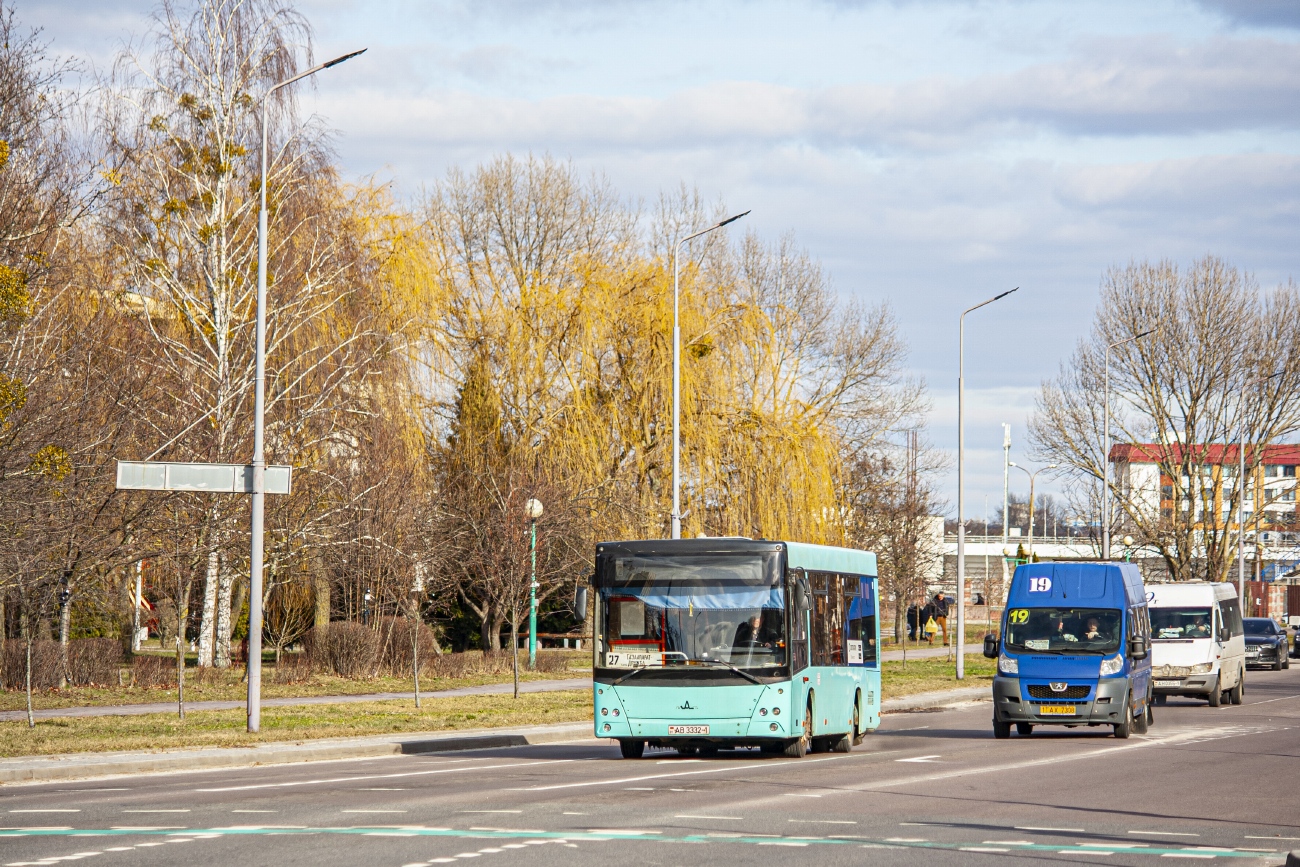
[25,0,1300,522]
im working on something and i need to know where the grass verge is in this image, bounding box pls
[0,654,589,712]
[881,653,994,700]
[0,691,592,758]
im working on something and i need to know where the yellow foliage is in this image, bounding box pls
[28,444,72,480]
[0,264,31,322]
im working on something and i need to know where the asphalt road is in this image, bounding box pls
[3,666,1298,867]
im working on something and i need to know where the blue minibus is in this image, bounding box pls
[984,562,1153,739]
[588,538,880,758]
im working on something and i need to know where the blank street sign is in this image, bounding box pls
[116,461,292,495]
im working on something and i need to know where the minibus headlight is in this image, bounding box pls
[1099,655,1124,676]
[1190,662,1214,674]
[998,653,1018,675]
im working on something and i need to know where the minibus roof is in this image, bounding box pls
[1008,562,1145,608]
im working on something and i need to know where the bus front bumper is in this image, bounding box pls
[596,716,790,742]
[992,676,1129,726]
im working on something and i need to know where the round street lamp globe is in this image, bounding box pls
[525,498,544,520]
[1123,535,1135,546]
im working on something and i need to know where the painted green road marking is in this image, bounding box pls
[0,826,1273,858]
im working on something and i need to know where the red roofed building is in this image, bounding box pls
[1108,443,1300,525]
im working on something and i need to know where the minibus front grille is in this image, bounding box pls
[1027,684,1090,699]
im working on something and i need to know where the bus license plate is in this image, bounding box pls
[668,725,709,735]
[1154,679,1181,687]
[1038,705,1077,715]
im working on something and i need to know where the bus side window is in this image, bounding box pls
[789,570,809,673]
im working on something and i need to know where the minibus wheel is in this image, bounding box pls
[1133,700,1149,735]
[1113,703,1133,739]
[993,719,1011,739]
[1229,680,1243,705]
[1208,687,1222,707]
[618,739,645,759]
[1015,723,1033,736]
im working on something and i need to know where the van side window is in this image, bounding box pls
[1218,598,1244,637]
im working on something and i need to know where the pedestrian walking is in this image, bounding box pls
[906,602,919,641]
[932,591,950,646]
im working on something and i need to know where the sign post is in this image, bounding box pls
[116,459,292,729]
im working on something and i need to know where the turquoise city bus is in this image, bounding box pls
[590,537,880,758]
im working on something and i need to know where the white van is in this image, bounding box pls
[1148,582,1246,707]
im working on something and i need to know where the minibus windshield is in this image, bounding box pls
[595,552,785,670]
[1151,607,1213,640]
[1004,607,1122,654]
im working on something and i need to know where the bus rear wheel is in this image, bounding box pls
[618,739,645,759]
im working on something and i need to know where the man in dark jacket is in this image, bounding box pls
[932,592,950,646]
[906,602,919,641]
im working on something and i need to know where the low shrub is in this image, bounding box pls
[305,622,378,678]
[273,653,312,684]
[65,639,122,686]
[131,654,178,689]
[377,617,441,677]
[1,640,61,690]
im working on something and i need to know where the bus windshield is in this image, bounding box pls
[1004,607,1122,654]
[596,552,785,670]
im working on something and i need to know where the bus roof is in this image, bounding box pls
[595,538,877,577]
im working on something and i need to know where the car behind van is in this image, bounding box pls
[985,562,1152,739]
[1148,582,1245,706]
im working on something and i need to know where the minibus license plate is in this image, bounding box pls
[1154,679,1180,687]
[668,725,709,735]
[1039,705,1077,715]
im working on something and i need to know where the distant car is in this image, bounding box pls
[1243,618,1289,671]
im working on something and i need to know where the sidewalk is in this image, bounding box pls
[0,683,989,785]
[0,678,590,723]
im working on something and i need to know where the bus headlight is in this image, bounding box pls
[601,707,608,715]
[759,707,768,715]
[1099,655,1124,676]
[772,707,780,715]
[602,723,611,732]
[998,653,1018,675]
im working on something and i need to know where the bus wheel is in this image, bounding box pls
[618,739,645,759]
[783,704,812,758]
[1133,700,1149,735]
[1113,703,1133,739]
[993,719,1011,739]
[830,732,852,753]
[851,697,866,746]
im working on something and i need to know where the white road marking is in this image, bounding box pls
[121,810,189,814]
[197,759,575,792]
[676,815,743,820]
[1061,850,1114,855]
[1130,831,1199,837]
[9,810,79,814]
[759,841,808,847]
[561,812,587,815]
[230,810,276,814]
[790,820,856,825]
[983,840,1035,845]
[896,755,942,763]
[783,793,822,798]
[961,847,1009,853]
[1160,855,1215,860]
[1016,826,1086,833]
[460,811,522,814]
[341,809,407,814]
[1245,836,1300,841]
[886,837,928,842]
[512,756,841,792]
[585,829,661,835]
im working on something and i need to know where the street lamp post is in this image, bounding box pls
[1001,423,1011,609]
[957,287,1018,680]
[1009,462,1058,560]
[1237,372,1282,613]
[249,48,366,733]
[526,498,544,669]
[1103,328,1155,560]
[670,210,749,539]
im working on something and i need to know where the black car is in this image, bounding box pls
[1243,618,1290,671]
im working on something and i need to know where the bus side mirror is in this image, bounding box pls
[982,633,999,659]
[1129,635,1148,660]
[1218,627,1230,643]
[574,585,589,622]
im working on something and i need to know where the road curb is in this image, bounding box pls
[0,722,594,786]
[1,684,989,785]
[882,685,990,713]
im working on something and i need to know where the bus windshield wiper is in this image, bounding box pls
[695,658,763,685]
[611,652,689,686]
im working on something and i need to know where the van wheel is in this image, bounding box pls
[783,704,812,758]
[1229,680,1243,705]
[1015,722,1033,736]
[1146,700,1155,727]
[1155,694,1167,706]
[1133,701,1149,735]
[993,720,1011,739]
[1208,684,1222,707]
[619,739,645,759]
[1113,702,1133,739]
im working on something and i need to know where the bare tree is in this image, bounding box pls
[1030,257,1300,581]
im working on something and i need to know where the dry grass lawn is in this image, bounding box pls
[0,691,592,757]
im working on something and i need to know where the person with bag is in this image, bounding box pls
[932,591,950,646]
[921,600,937,644]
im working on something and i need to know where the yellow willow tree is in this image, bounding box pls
[416,154,929,635]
